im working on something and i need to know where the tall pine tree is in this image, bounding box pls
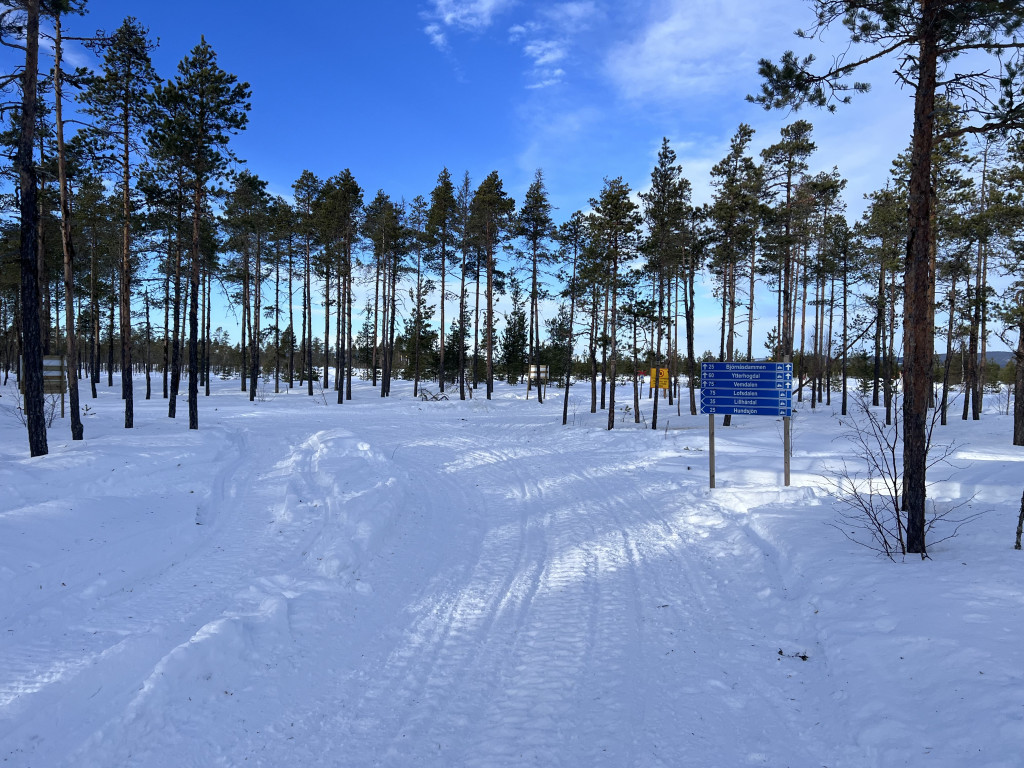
[149,37,250,429]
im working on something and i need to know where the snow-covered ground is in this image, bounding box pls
[1,373,1022,767]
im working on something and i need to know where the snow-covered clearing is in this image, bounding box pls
[1,375,1022,767]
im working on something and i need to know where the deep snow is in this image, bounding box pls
[1,374,1022,767]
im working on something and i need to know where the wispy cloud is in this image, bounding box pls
[512,2,601,89]
[540,1,600,28]
[523,39,566,67]
[424,23,448,50]
[604,0,792,102]
[423,0,601,88]
[423,0,519,48]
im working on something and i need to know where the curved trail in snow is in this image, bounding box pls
[1,388,857,767]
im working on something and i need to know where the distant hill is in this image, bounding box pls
[936,350,1013,366]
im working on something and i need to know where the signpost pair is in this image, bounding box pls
[699,361,793,488]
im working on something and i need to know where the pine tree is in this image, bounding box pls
[500,273,528,384]
[468,171,515,399]
[642,138,692,429]
[362,191,407,396]
[8,0,47,456]
[558,211,587,425]
[223,171,270,400]
[80,16,158,429]
[149,37,250,429]
[589,177,640,430]
[426,168,459,392]
[514,168,555,403]
[51,0,88,441]
[760,121,815,363]
[316,170,362,402]
[291,170,321,396]
[406,195,431,396]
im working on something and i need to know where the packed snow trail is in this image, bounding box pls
[13,379,1022,765]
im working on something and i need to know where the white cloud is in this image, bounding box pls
[424,23,448,50]
[427,0,518,32]
[540,1,601,28]
[524,40,567,67]
[605,0,793,101]
[513,1,602,89]
[424,0,597,89]
[526,68,566,89]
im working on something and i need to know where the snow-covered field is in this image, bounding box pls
[1,373,1022,767]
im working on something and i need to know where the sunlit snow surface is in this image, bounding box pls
[1,376,1022,767]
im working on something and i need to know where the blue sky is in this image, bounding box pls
[65,0,915,217]
[40,0,931,352]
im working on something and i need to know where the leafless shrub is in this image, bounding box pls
[826,393,981,560]
[3,391,60,428]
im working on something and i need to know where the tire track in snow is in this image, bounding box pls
[325,428,667,767]
[3,420,402,767]
[331,439,554,766]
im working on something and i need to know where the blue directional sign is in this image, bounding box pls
[702,405,792,417]
[701,393,791,407]
[701,373,792,386]
[701,384,791,396]
[699,362,793,417]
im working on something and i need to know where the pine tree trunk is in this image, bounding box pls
[606,250,618,431]
[345,261,353,401]
[562,245,578,426]
[241,255,249,391]
[601,285,609,411]
[91,235,100,398]
[686,263,696,415]
[275,243,281,394]
[306,239,314,396]
[747,244,756,362]
[120,90,134,428]
[335,260,342,400]
[144,290,152,400]
[633,315,640,424]
[904,5,940,556]
[841,238,849,416]
[486,243,495,400]
[1013,316,1024,446]
[323,269,330,392]
[288,235,295,388]
[941,276,957,425]
[188,184,201,430]
[251,234,262,401]
[53,15,83,440]
[589,291,598,413]
[169,186,184,417]
[458,249,467,400]
[652,271,663,430]
[372,251,380,388]
[976,147,990,419]
[438,244,447,392]
[108,276,115,388]
[18,0,46,457]
[162,248,169,399]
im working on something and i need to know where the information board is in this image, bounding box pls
[700,362,792,417]
[700,361,794,488]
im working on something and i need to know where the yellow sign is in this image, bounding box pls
[649,367,670,390]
